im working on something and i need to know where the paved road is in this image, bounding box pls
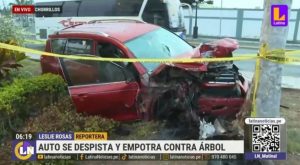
[24,43,44,60]
[234,48,300,77]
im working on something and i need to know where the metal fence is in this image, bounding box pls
[184,8,300,43]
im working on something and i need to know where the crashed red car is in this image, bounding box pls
[41,21,249,122]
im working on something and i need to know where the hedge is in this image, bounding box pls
[0,73,67,140]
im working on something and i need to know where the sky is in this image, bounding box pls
[1,0,300,9]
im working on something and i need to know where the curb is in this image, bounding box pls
[188,41,259,50]
[187,39,300,51]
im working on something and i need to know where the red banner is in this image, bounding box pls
[12,5,35,14]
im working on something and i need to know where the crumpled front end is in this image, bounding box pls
[137,38,248,125]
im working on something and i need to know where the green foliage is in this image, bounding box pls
[19,59,42,77]
[0,74,67,140]
[0,16,26,79]
[0,16,25,44]
[0,73,119,165]
[23,97,120,134]
[111,121,160,140]
[0,59,42,86]
[0,73,66,113]
[287,128,300,153]
[9,0,34,6]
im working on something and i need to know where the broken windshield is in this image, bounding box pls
[125,28,193,72]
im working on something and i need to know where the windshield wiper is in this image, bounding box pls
[163,44,171,57]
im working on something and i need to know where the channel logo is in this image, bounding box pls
[12,141,36,161]
[271,5,288,26]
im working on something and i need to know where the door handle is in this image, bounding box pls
[78,93,88,98]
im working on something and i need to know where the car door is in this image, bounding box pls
[60,38,140,121]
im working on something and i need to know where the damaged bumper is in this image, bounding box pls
[138,38,248,121]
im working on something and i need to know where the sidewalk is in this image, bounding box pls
[186,37,300,50]
[240,71,300,89]
[24,43,45,60]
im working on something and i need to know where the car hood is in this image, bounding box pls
[150,45,207,77]
[150,38,239,77]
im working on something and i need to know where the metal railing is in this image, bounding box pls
[184,8,300,43]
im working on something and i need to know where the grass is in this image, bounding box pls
[280,89,300,154]
[19,58,41,76]
[0,59,41,87]
[110,121,161,140]
[287,129,300,153]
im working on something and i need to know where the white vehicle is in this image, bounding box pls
[34,0,192,39]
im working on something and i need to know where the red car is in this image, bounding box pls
[41,21,248,122]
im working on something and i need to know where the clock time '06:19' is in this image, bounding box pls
[15,133,34,140]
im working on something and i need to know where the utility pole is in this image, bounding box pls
[1,0,6,13]
[218,0,223,37]
[254,0,292,118]
[193,0,199,38]
[233,1,292,165]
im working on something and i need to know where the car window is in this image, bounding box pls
[97,43,124,58]
[62,60,126,86]
[125,28,193,72]
[51,39,67,54]
[97,62,127,83]
[96,43,128,83]
[59,40,127,86]
[142,0,169,28]
[65,39,92,55]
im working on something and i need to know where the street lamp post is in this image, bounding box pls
[193,0,199,38]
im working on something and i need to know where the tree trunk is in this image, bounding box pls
[235,1,291,164]
[256,0,291,117]
[237,0,292,122]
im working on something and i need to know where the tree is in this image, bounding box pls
[236,1,291,164]
[237,0,292,119]
[0,0,9,16]
[255,0,292,117]
[9,0,34,27]
[9,0,34,6]
[0,16,26,79]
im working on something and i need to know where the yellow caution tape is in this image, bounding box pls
[251,57,260,117]
[0,41,299,118]
[250,44,300,117]
[251,43,268,117]
[0,42,257,63]
[285,49,300,56]
[265,55,300,64]
[1,41,298,64]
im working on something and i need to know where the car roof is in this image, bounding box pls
[60,22,159,42]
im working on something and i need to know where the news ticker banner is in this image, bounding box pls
[12,140,244,161]
[12,118,287,161]
[12,132,244,161]
[12,5,62,14]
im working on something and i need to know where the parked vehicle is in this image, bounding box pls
[34,0,192,39]
[41,21,248,123]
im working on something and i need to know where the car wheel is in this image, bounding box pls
[154,90,199,139]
